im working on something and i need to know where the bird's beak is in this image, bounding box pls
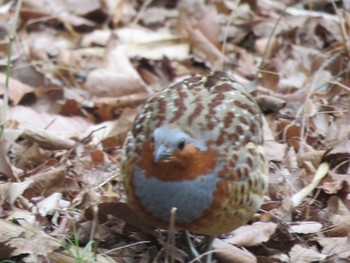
[154,145,172,162]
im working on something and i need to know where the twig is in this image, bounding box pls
[1,0,23,139]
[132,0,154,26]
[258,5,287,71]
[298,51,341,154]
[165,207,177,263]
[220,0,241,70]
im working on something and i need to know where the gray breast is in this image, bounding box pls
[133,166,221,223]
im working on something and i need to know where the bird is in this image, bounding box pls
[121,71,269,260]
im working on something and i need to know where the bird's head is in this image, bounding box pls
[138,126,217,181]
[151,127,195,163]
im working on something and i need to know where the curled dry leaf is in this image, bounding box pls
[285,146,298,171]
[15,143,51,170]
[21,0,97,29]
[8,179,34,206]
[289,244,327,263]
[7,223,60,259]
[85,70,147,98]
[8,106,92,135]
[320,172,350,194]
[262,116,287,162]
[85,37,147,98]
[36,192,70,216]
[264,140,286,163]
[318,237,350,258]
[140,7,178,26]
[311,111,330,136]
[212,238,257,263]
[322,139,350,174]
[255,95,286,114]
[0,73,34,105]
[93,92,150,109]
[25,30,76,60]
[12,58,46,88]
[0,219,115,263]
[298,150,325,168]
[176,2,224,69]
[279,69,308,90]
[254,37,280,57]
[21,128,75,150]
[223,222,277,247]
[277,120,302,151]
[0,141,15,180]
[24,165,66,198]
[85,108,138,148]
[0,211,60,262]
[327,214,350,237]
[116,27,190,60]
[81,29,111,47]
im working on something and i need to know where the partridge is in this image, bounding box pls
[121,71,268,238]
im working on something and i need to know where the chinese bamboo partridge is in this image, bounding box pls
[121,71,268,238]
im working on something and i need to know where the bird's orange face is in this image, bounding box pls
[138,138,218,182]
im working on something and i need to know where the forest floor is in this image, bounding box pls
[1,0,350,262]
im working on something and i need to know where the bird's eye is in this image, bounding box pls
[178,140,186,150]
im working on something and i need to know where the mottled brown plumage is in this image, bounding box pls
[121,71,268,236]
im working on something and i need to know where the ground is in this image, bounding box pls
[0,0,350,262]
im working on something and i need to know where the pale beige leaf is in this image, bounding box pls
[8,106,92,135]
[85,38,148,98]
[116,27,190,60]
[212,238,257,263]
[318,237,350,258]
[289,221,323,234]
[224,222,277,247]
[289,245,326,263]
[0,74,34,105]
[0,141,15,180]
[8,179,33,206]
[28,166,66,197]
[21,128,75,150]
[36,192,70,216]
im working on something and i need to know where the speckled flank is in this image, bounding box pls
[121,71,269,235]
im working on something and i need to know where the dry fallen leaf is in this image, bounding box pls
[223,222,277,247]
[289,221,323,234]
[8,106,92,135]
[289,244,327,263]
[116,27,190,60]
[2,0,350,262]
[0,73,35,105]
[318,237,350,258]
[35,192,70,216]
[212,238,257,263]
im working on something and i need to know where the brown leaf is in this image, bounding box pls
[59,99,81,116]
[322,139,350,174]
